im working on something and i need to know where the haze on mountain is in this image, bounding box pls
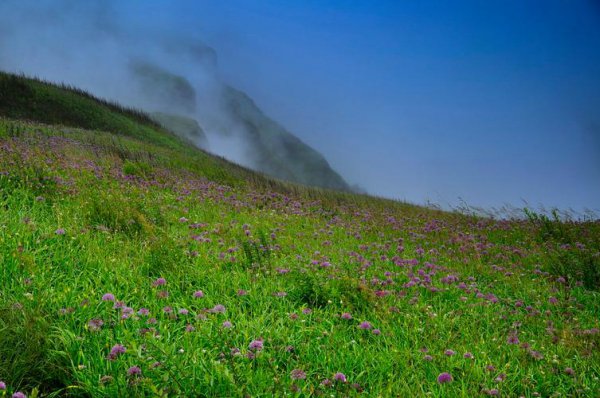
[0,0,352,192]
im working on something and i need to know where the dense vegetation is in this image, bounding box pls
[0,74,599,397]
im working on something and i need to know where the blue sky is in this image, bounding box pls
[2,0,599,213]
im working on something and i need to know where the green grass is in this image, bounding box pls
[0,74,599,397]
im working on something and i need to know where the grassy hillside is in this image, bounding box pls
[0,72,179,150]
[0,74,599,397]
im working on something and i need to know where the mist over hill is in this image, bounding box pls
[0,1,352,192]
[128,60,351,191]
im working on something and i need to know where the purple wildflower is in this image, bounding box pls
[193,290,204,298]
[211,304,226,313]
[178,308,189,315]
[222,320,233,328]
[55,228,66,235]
[515,300,524,307]
[359,321,372,330]
[12,392,27,398]
[127,366,142,377]
[302,308,312,315]
[138,308,150,316]
[237,289,248,296]
[113,301,125,309]
[372,328,381,335]
[107,344,126,360]
[101,293,115,301]
[463,352,474,359]
[507,334,519,345]
[87,318,104,332]
[0,381,5,390]
[185,324,195,332]
[564,367,575,376]
[290,369,307,380]
[334,372,347,383]
[444,349,455,356]
[437,372,453,384]
[423,355,433,361]
[153,277,167,287]
[341,312,352,320]
[249,339,264,351]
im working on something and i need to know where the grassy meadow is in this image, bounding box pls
[0,74,599,397]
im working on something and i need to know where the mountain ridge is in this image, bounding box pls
[127,60,353,192]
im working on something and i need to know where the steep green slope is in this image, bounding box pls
[221,85,351,191]
[0,73,599,398]
[0,72,180,150]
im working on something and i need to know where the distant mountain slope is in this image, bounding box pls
[221,85,351,191]
[130,60,198,115]
[128,61,352,192]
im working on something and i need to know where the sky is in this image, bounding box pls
[1,0,599,215]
